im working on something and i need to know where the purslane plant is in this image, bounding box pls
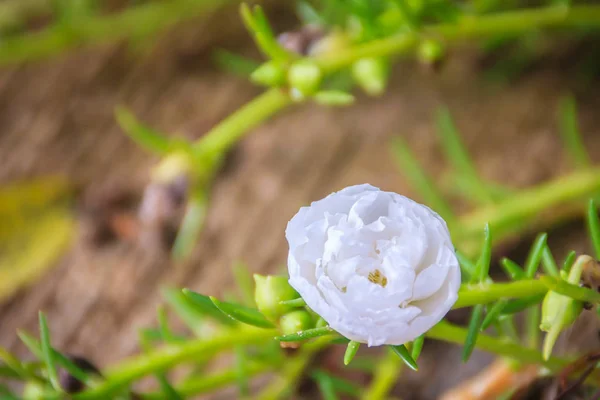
[5,1,600,399]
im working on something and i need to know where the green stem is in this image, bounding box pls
[453,279,548,309]
[0,0,230,64]
[140,363,271,399]
[360,350,404,400]
[255,337,331,400]
[360,348,403,400]
[316,6,600,73]
[456,167,600,255]
[193,89,292,158]
[75,327,277,399]
[426,321,566,371]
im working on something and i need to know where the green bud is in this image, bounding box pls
[418,39,444,65]
[279,310,314,335]
[152,152,193,184]
[540,256,589,359]
[313,90,355,106]
[251,61,286,87]
[254,274,300,321]
[540,291,581,332]
[308,31,350,56]
[288,61,322,99]
[23,382,45,400]
[351,57,389,96]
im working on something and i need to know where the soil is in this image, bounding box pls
[2,4,600,398]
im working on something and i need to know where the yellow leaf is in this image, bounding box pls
[0,177,74,303]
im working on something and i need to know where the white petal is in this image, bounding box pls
[286,184,461,346]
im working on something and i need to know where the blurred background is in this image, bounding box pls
[3,0,600,398]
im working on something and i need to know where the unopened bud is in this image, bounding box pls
[308,31,350,56]
[254,274,300,321]
[541,256,590,359]
[288,61,322,99]
[152,152,192,185]
[279,310,314,335]
[351,57,389,96]
[313,90,355,106]
[418,39,444,65]
[251,61,286,87]
[23,382,45,400]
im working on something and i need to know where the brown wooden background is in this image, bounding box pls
[2,4,600,398]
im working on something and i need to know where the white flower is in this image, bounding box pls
[286,184,460,346]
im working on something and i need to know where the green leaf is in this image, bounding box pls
[524,233,548,278]
[481,300,508,331]
[558,96,590,169]
[181,289,235,325]
[326,373,361,397]
[411,335,425,361]
[279,298,306,307]
[213,49,260,78]
[0,348,28,380]
[18,331,43,359]
[39,312,61,391]
[389,344,418,371]
[296,1,323,25]
[436,108,494,205]
[541,245,560,278]
[239,4,292,62]
[0,365,20,379]
[157,374,183,400]
[162,287,205,335]
[344,341,360,366]
[210,297,275,328]
[0,384,18,399]
[500,258,525,280]
[462,304,485,362]
[587,199,600,259]
[499,294,545,316]
[115,107,171,155]
[562,250,577,274]
[232,261,255,307]
[390,136,454,222]
[539,276,600,304]
[276,326,334,342]
[474,224,492,282]
[157,306,183,343]
[456,250,476,280]
[172,190,208,261]
[330,337,351,344]
[234,346,249,397]
[52,352,92,386]
[312,370,339,400]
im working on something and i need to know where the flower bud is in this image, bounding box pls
[23,382,45,400]
[288,61,322,99]
[313,90,355,107]
[152,152,193,185]
[418,39,444,65]
[254,274,300,321]
[59,355,101,393]
[540,291,582,332]
[540,259,588,360]
[279,310,314,335]
[307,31,350,56]
[351,57,389,96]
[251,61,286,87]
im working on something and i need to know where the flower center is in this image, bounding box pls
[367,269,388,287]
